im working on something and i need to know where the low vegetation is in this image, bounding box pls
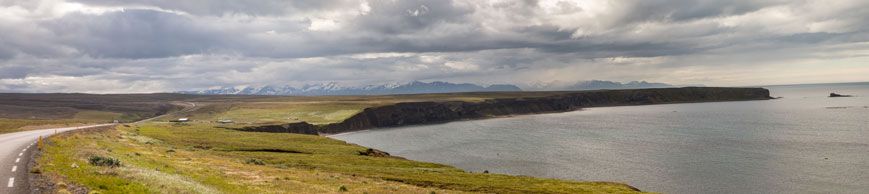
[161,91,586,124]
[88,156,121,168]
[36,123,650,193]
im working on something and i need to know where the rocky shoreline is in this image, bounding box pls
[230,87,772,135]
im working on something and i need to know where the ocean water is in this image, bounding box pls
[330,83,869,194]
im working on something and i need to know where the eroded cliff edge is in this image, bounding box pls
[234,87,772,135]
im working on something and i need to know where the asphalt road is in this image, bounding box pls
[0,102,195,193]
[0,124,114,193]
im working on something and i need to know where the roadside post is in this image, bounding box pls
[38,136,43,150]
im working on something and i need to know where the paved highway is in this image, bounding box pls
[0,102,195,193]
[0,124,114,193]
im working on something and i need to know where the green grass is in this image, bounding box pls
[37,124,651,194]
[38,126,471,193]
[162,91,582,125]
[72,111,124,121]
[0,119,102,134]
[135,123,649,193]
[209,102,377,125]
[1,110,142,134]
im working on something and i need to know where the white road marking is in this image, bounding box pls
[15,158,19,163]
[11,166,16,172]
[22,149,26,152]
[18,153,22,156]
[7,177,12,187]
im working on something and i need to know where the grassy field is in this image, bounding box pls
[0,119,87,134]
[0,111,124,134]
[1,91,547,133]
[1,90,670,129]
[163,91,593,125]
[0,93,191,133]
[36,123,650,194]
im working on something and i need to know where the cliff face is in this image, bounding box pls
[319,87,771,134]
[228,87,771,135]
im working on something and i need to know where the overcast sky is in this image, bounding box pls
[1,0,868,93]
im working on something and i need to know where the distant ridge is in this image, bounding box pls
[176,80,692,96]
[176,81,522,96]
[567,80,674,90]
[525,80,695,91]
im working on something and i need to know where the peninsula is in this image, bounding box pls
[231,87,773,135]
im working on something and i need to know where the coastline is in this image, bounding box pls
[316,87,773,135]
[324,96,777,137]
[229,87,773,136]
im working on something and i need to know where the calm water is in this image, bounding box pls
[331,83,869,194]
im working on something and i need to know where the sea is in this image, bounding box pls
[330,82,869,194]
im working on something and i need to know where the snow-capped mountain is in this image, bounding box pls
[523,80,688,91]
[176,81,522,96]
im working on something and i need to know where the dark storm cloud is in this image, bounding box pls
[67,0,356,16]
[42,10,227,59]
[622,0,784,23]
[0,47,14,60]
[0,66,29,79]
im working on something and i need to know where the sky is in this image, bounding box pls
[1,0,868,93]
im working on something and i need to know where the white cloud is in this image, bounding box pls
[308,17,340,31]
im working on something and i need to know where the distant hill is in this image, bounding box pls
[176,81,522,96]
[523,80,693,91]
[567,80,674,90]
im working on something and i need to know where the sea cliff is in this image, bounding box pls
[235,87,772,135]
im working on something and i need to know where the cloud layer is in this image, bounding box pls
[1,0,868,93]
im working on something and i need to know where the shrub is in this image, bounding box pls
[88,156,121,168]
[338,185,347,192]
[244,158,265,165]
[29,167,41,174]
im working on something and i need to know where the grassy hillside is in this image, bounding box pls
[36,124,649,194]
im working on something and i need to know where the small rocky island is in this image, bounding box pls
[829,93,853,97]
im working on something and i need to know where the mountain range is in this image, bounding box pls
[176,81,522,96]
[565,80,675,90]
[176,80,686,96]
